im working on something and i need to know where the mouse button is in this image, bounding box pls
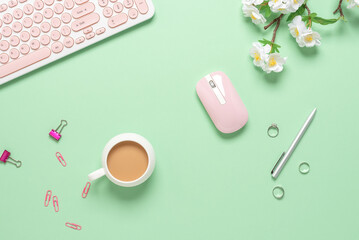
[210,73,225,96]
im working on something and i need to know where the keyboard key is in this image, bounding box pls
[75,0,89,5]
[9,35,20,46]
[9,48,20,59]
[20,31,30,41]
[113,3,123,13]
[13,8,23,19]
[124,0,133,8]
[41,22,51,32]
[19,0,27,3]
[0,4,8,13]
[128,8,138,19]
[85,32,94,40]
[71,13,100,32]
[72,2,95,19]
[108,13,127,28]
[44,8,54,19]
[0,40,10,51]
[19,44,30,54]
[8,0,18,8]
[23,17,33,28]
[40,34,51,45]
[3,13,13,24]
[2,26,12,37]
[103,7,113,18]
[54,3,64,14]
[51,17,61,28]
[23,4,34,15]
[0,47,51,78]
[63,36,74,48]
[75,36,84,44]
[61,13,72,23]
[30,26,41,37]
[61,25,71,36]
[33,12,43,24]
[34,0,44,10]
[0,20,2,28]
[51,41,63,53]
[110,0,117,2]
[12,21,22,32]
[83,27,92,34]
[134,0,148,14]
[95,27,105,35]
[98,0,108,7]
[51,30,61,40]
[30,39,40,50]
[64,0,74,10]
[0,53,9,64]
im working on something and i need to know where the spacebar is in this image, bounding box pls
[0,47,51,78]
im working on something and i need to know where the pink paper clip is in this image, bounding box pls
[53,196,59,212]
[49,120,68,141]
[56,152,66,167]
[65,222,82,231]
[82,182,91,198]
[44,190,52,207]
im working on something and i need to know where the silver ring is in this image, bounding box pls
[267,124,279,138]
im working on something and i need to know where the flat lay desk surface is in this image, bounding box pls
[1,0,359,239]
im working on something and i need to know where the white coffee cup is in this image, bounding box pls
[88,133,155,187]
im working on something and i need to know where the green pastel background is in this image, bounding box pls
[1,0,359,239]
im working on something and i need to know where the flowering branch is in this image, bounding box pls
[304,4,312,27]
[333,0,344,18]
[270,14,283,45]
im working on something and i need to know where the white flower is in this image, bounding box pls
[287,0,305,12]
[250,42,271,67]
[242,4,266,24]
[288,16,306,38]
[297,29,321,47]
[347,0,359,8]
[268,0,291,14]
[263,53,287,73]
[242,0,264,5]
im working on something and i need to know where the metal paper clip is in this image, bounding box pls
[65,222,82,231]
[56,152,66,167]
[44,190,52,207]
[0,150,22,168]
[82,182,91,198]
[49,120,68,141]
[53,196,59,212]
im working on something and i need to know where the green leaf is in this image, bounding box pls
[312,16,340,25]
[258,38,281,53]
[265,5,272,18]
[286,4,306,22]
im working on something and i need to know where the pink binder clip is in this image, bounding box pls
[65,222,82,231]
[53,196,59,212]
[49,120,68,141]
[0,150,22,168]
[56,152,66,167]
[65,222,81,230]
[44,190,52,207]
[82,182,91,198]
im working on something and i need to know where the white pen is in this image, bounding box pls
[271,108,317,179]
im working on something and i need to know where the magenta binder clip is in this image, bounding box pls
[49,120,68,141]
[0,150,22,168]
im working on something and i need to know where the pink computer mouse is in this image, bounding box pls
[196,71,248,134]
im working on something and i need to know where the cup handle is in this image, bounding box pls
[88,168,106,181]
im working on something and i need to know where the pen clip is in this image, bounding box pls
[271,152,285,175]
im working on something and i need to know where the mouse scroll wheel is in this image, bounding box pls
[209,80,216,88]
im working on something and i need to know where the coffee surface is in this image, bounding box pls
[107,141,148,182]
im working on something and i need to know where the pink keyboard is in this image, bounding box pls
[0,0,155,85]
